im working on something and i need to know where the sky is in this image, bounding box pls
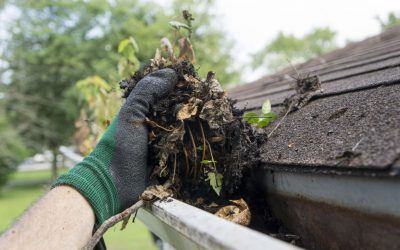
[211,0,400,82]
[1,0,399,83]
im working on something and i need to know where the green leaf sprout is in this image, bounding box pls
[243,99,277,128]
[206,172,223,196]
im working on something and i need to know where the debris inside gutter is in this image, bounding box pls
[120,59,302,245]
[120,59,261,225]
[118,10,302,246]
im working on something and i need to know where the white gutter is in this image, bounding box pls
[60,147,299,250]
[138,198,299,250]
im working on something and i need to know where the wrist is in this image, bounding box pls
[52,155,120,224]
[52,118,120,224]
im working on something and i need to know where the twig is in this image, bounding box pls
[187,125,198,178]
[131,209,138,223]
[172,152,177,183]
[83,181,173,250]
[352,137,364,152]
[82,200,144,250]
[145,119,174,132]
[206,140,216,169]
[183,147,190,176]
[199,121,207,176]
[199,121,207,161]
[267,104,292,138]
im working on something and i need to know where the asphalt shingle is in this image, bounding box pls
[228,26,400,173]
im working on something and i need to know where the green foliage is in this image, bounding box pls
[169,20,191,31]
[377,12,400,31]
[252,27,337,72]
[118,37,140,78]
[2,0,113,153]
[206,171,223,196]
[0,113,30,188]
[243,112,259,124]
[1,0,238,160]
[75,75,121,154]
[262,99,272,114]
[76,76,121,124]
[243,99,277,128]
[171,0,240,84]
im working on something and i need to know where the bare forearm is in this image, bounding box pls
[0,186,95,250]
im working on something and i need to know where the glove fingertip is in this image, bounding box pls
[156,68,178,85]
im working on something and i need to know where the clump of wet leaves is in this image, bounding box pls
[121,59,261,199]
[119,10,262,226]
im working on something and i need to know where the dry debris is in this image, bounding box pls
[120,57,262,223]
[284,74,322,113]
[140,184,174,202]
[87,11,302,249]
[215,198,251,226]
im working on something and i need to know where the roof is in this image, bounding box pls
[228,26,400,175]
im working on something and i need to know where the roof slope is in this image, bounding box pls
[228,26,400,174]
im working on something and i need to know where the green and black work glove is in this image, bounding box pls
[53,69,178,224]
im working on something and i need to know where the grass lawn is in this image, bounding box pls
[10,168,65,182]
[0,169,156,250]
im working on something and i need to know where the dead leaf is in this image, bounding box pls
[193,197,204,206]
[148,130,156,141]
[215,198,251,226]
[140,185,173,202]
[154,48,161,62]
[207,79,224,99]
[209,202,219,208]
[176,103,198,120]
[200,99,234,129]
[183,74,202,91]
[178,37,196,64]
[210,136,224,143]
[156,123,184,174]
[160,37,175,62]
[176,97,202,121]
[150,48,168,70]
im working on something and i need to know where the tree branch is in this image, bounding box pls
[82,181,172,250]
[82,200,144,250]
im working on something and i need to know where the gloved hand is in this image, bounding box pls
[53,69,178,224]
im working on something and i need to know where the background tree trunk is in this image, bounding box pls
[51,148,58,181]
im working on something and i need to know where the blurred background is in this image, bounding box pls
[0,0,399,249]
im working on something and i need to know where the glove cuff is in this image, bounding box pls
[53,156,119,224]
[52,119,120,224]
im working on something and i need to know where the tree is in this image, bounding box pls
[170,0,239,84]
[251,27,337,73]
[1,0,238,179]
[377,12,400,31]
[2,0,114,180]
[0,103,30,188]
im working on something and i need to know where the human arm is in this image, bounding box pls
[0,186,95,250]
[0,68,178,249]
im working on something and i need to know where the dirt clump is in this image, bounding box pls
[119,58,301,246]
[120,60,263,209]
[284,74,322,113]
